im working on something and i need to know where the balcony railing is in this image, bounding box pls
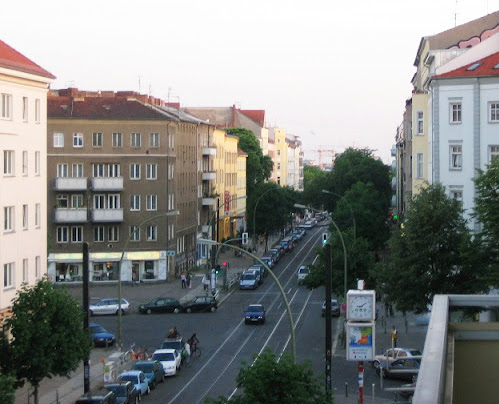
[91,177,124,191]
[54,177,88,191]
[202,146,216,156]
[202,197,217,206]
[202,171,216,181]
[91,209,124,222]
[54,208,88,223]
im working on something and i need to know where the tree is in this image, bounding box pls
[0,280,91,404]
[375,184,486,313]
[302,165,329,209]
[0,372,15,404]
[205,349,331,404]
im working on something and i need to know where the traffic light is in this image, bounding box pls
[215,264,221,275]
[242,232,248,245]
[322,233,328,245]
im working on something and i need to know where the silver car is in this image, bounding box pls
[89,298,130,316]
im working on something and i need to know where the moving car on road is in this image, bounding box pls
[182,296,217,313]
[138,297,182,314]
[297,266,309,284]
[152,348,182,376]
[321,299,341,317]
[89,323,116,347]
[89,298,130,316]
[244,304,266,324]
[239,272,258,290]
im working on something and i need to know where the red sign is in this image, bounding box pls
[224,191,230,211]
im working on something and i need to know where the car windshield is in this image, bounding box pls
[161,341,182,349]
[107,385,126,395]
[247,306,263,312]
[120,375,137,383]
[153,352,174,361]
[299,268,308,273]
[90,325,106,333]
[242,274,255,280]
[133,363,153,372]
[410,350,422,356]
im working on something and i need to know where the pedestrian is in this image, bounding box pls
[202,274,209,291]
[187,272,192,288]
[182,341,191,367]
[391,325,399,348]
[180,272,186,288]
[167,326,180,339]
[131,271,138,287]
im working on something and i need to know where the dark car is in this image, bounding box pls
[267,248,281,263]
[377,358,421,381]
[89,323,116,347]
[138,297,182,314]
[239,272,258,290]
[105,381,138,404]
[260,256,274,269]
[160,337,185,356]
[244,304,266,324]
[321,300,341,317]
[132,360,164,389]
[75,389,118,404]
[182,296,217,313]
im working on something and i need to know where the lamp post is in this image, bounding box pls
[117,210,180,348]
[199,238,296,362]
[252,187,281,251]
[322,189,356,240]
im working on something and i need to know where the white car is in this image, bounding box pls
[297,266,309,284]
[372,347,422,369]
[152,348,182,376]
[89,298,130,316]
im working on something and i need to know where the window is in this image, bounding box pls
[489,102,499,122]
[168,193,175,210]
[35,151,40,175]
[94,226,104,242]
[23,259,28,283]
[450,145,462,170]
[93,132,103,147]
[94,194,105,209]
[131,133,141,147]
[489,145,499,163]
[3,263,14,288]
[108,194,120,209]
[22,151,28,175]
[72,163,84,177]
[23,205,28,229]
[277,150,281,156]
[73,132,83,147]
[23,96,28,121]
[108,164,120,177]
[72,226,83,243]
[450,188,463,206]
[35,256,40,279]
[130,226,140,241]
[147,225,157,241]
[277,163,281,170]
[416,111,424,135]
[92,163,105,177]
[35,99,40,123]
[168,133,175,149]
[146,195,157,211]
[416,153,424,179]
[450,102,462,123]
[1,93,12,119]
[56,195,68,208]
[150,133,160,147]
[57,226,69,243]
[72,194,84,208]
[146,163,157,180]
[108,226,119,242]
[3,150,14,175]
[130,163,141,180]
[57,164,69,177]
[113,133,122,148]
[35,203,40,227]
[168,163,174,179]
[130,195,141,211]
[4,206,14,232]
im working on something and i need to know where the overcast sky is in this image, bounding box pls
[2,0,497,163]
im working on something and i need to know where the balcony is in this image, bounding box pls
[202,171,216,181]
[54,177,88,191]
[54,208,88,223]
[91,209,124,222]
[202,146,216,156]
[91,177,124,191]
[202,197,217,206]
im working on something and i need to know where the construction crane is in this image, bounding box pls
[304,146,336,169]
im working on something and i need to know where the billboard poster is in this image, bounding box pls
[346,322,375,361]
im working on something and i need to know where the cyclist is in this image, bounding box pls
[167,326,180,339]
[188,333,199,353]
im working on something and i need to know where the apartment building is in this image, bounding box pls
[0,40,55,320]
[286,133,304,191]
[47,89,207,282]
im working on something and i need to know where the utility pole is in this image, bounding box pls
[325,242,332,396]
[82,242,90,393]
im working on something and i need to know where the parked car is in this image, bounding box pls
[152,348,182,376]
[239,272,258,290]
[244,304,266,324]
[297,266,309,284]
[377,358,420,381]
[321,299,341,317]
[246,267,263,285]
[119,370,150,398]
[182,295,217,313]
[89,323,116,347]
[267,248,281,263]
[89,298,130,316]
[105,381,138,404]
[160,337,185,356]
[75,389,118,404]
[372,347,422,369]
[131,360,164,389]
[138,297,182,314]
[260,256,274,269]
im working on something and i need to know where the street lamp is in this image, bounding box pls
[322,189,356,240]
[117,210,180,348]
[199,238,296,362]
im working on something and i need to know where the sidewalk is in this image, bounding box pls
[17,235,281,404]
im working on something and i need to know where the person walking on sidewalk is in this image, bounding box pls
[391,325,399,347]
[187,272,192,288]
[202,274,209,291]
[181,272,187,288]
[182,341,191,367]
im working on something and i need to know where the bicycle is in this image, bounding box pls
[123,343,149,362]
[191,343,201,358]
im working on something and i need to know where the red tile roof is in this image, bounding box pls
[435,51,499,79]
[0,40,55,79]
[240,109,265,127]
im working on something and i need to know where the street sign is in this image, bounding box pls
[166,250,176,256]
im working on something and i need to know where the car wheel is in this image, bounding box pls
[186,308,192,313]
[372,360,380,369]
[137,392,141,402]
[146,308,152,314]
[173,307,180,314]
[146,385,151,395]
[210,306,216,312]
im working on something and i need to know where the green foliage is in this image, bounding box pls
[302,165,329,208]
[205,349,331,404]
[375,184,488,313]
[0,280,91,401]
[0,371,15,404]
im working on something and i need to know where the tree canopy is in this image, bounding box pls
[0,280,91,404]
[205,349,330,404]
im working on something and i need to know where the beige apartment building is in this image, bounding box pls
[0,40,55,321]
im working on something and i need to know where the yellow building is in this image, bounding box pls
[269,127,288,186]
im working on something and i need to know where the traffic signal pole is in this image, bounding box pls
[325,243,332,397]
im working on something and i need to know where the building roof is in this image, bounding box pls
[434,51,499,79]
[183,105,266,131]
[0,40,55,79]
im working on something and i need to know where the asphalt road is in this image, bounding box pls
[86,224,426,404]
